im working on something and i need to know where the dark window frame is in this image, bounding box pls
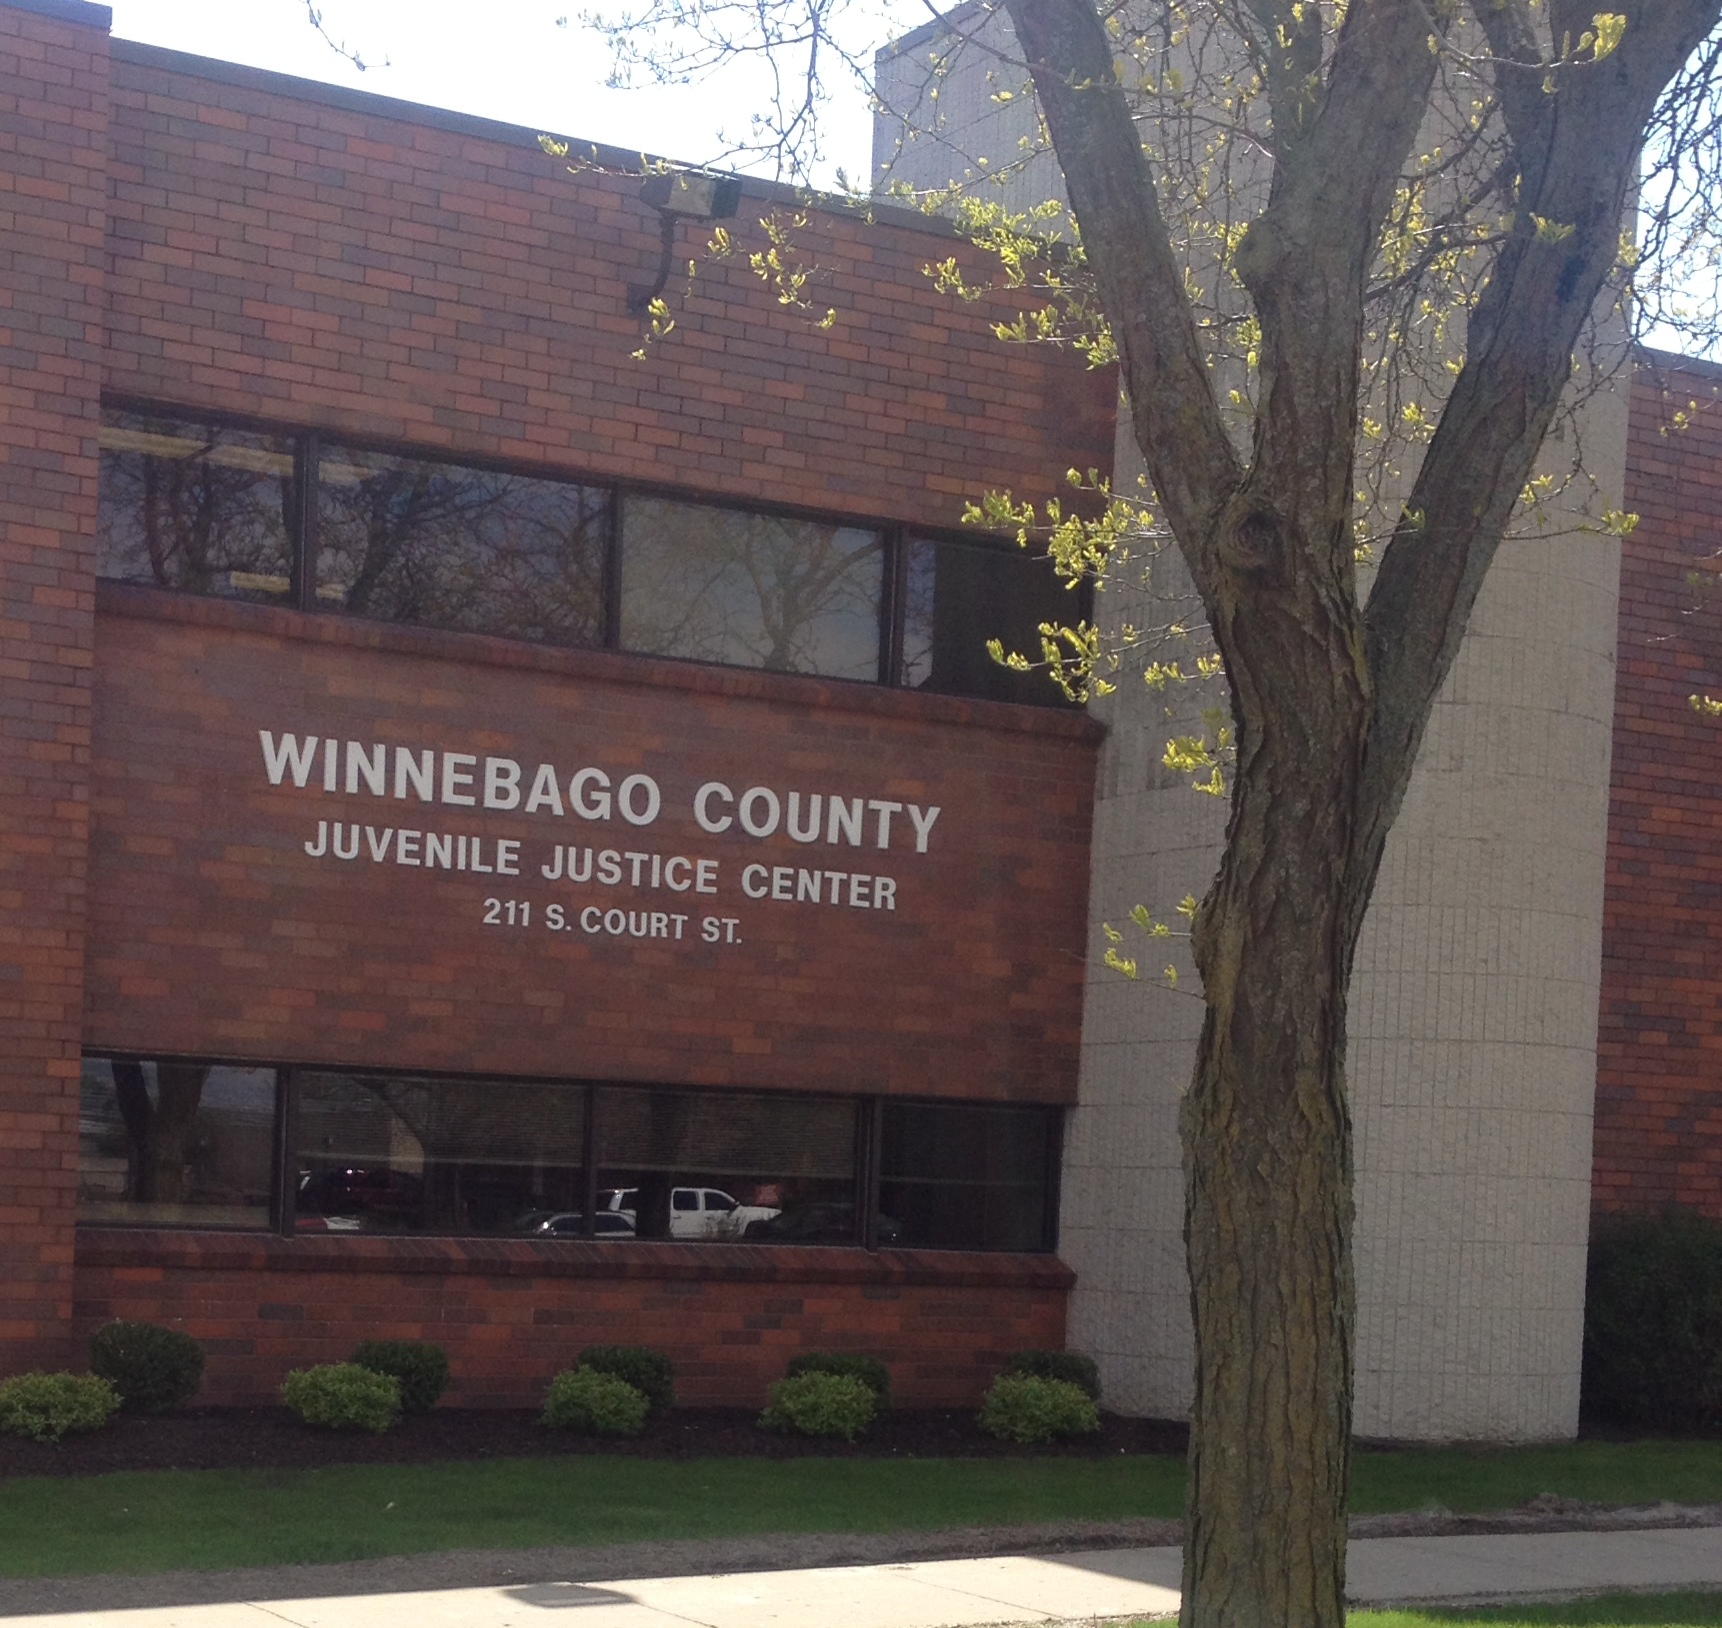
[99,396,1083,705]
[78,1049,1061,1254]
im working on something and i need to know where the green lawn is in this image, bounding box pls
[0,1439,1716,1579]
[1109,1597,1722,1628]
[1351,1596,1722,1628]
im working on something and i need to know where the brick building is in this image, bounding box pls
[5,0,1722,1432]
[0,0,1115,1405]
[1596,351,1722,1218]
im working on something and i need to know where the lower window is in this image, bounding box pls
[293,1071,586,1237]
[78,1057,277,1229]
[78,1055,1060,1252]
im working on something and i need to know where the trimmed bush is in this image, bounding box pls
[352,1340,449,1415]
[0,1373,121,1442]
[978,1374,1101,1444]
[577,1345,674,1414]
[89,1320,204,1413]
[761,1371,876,1441]
[282,1363,401,1433]
[784,1352,891,1409]
[1002,1349,1102,1403]
[542,1368,650,1435]
[1583,1207,1722,1429]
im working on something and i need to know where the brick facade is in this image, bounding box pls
[0,0,1114,1401]
[101,42,1112,529]
[87,588,1093,1098]
[0,0,109,1375]
[1595,354,1722,1216]
[73,1231,1071,1407]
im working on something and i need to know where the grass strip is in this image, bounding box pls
[0,1439,1716,1579]
[1350,1594,1722,1627]
[1112,1595,1722,1628]
[0,1455,1180,1578]
[1351,1441,1722,1514]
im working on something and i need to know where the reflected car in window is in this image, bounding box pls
[525,1210,637,1238]
[597,1186,779,1240]
[296,1166,423,1227]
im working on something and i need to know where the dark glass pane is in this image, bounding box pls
[317,445,608,646]
[879,1102,1055,1251]
[620,496,883,680]
[293,1073,586,1237]
[902,535,1076,707]
[97,413,296,602]
[593,1087,856,1244]
[79,1057,276,1229]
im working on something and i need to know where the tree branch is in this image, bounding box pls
[1352,0,1722,931]
[1002,0,1242,598]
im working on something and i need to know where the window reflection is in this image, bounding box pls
[902,535,1076,707]
[97,414,296,602]
[293,1072,586,1236]
[78,1057,276,1229]
[77,1064,1058,1253]
[620,497,884,680]
[316,445,609,647]
[594,1087,857,1244]
[879,1102,1055,1251]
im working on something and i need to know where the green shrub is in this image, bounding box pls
[89,1320,204,1413]
[352,1341,449,1415]
[1583,1208,1722,1428]
[1003,1348,1102,1402]
[978,1373,1101,1444]
[760,1371,877,1441]
[281,1363,400,1433]
[577,1345,674,1413]
[0,1373,121,1442]
[541,1368,650,1435]
[784,1352,891,1409]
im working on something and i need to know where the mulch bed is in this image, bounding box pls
[0,1405,1189,1479]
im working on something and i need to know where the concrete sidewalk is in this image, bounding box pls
[6,1528,1722,1628]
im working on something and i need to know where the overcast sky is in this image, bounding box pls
[106,0,907,184]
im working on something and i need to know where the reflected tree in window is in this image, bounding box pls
[109,1059,210,1205]
[621,497,883,679]
[97,415,296,600]
[318,447,608,646]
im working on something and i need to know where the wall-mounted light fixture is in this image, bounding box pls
[627,171,744,315]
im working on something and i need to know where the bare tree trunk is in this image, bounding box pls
[1181,549,1367,1625]
[1184,794,1355,1624]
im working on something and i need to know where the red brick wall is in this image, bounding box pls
[87,588,1096,1099]
[0,15,1114,1388]
[74,1231,1072,1407]
[1594,355,1722,1216]
[0,0,109,1374]
[102,44,1115,530]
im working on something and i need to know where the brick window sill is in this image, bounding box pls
[96,583,1104,744]
[74,1227,1076,1291]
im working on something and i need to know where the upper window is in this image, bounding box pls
[902,534,1075,707]
[619,497,884,681]
[316,444,610,647]
[97,414,296,603]
[97,407,1075,707]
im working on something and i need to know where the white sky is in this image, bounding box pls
[106,0,908,184]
